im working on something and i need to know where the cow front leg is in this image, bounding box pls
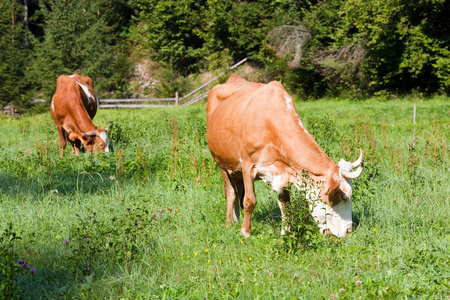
[278,188,291,235]
[67,132,82,155]
[240,166,256,238]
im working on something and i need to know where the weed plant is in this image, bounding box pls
[0,98,449,298]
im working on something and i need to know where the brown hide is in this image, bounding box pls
[50,73,107,157]
[70,73,98,119]
[206,75,348,237]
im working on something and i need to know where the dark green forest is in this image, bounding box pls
[1,0,449,111]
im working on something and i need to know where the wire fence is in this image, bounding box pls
[99,57,248,109]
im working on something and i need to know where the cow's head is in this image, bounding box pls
[311,150,363,238]
[81,126,111,153]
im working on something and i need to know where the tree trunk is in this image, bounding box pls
[24,0,29,47]
[11,0,15,44]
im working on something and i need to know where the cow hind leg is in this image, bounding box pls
[240,165,257,238]
[233,179,245,222]
[221,169,239,226]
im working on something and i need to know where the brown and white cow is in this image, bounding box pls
[206,75,363,238]
[50,73,110,157]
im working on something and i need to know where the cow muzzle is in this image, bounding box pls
[323,226,353,238]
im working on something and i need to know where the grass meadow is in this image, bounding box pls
[0,97,449,299]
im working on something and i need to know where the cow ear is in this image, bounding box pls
[324,173,340,195]
[62,125,73,134]
[68,132,81,141]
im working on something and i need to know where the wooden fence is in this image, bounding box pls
[99,57,248,109]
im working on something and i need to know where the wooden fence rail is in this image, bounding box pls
[99,57,248,109]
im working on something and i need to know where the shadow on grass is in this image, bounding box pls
[252,202,283,225]
[0,170,117,198]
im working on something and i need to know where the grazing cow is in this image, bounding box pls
[50,73,110,157]
[206,75,363,238]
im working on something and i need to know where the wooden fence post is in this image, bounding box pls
[175,91,179,106]
[412,103,416,147]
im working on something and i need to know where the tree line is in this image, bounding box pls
[1,0,449,111]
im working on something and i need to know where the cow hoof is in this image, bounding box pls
[240,227,251,238]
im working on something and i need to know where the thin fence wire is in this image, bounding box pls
[100,57,248,109]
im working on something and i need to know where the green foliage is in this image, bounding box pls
[276,178,323,254]
[131,0,208,74]
[30,0,118,98]
[2,99,449,298]
[1,0,450,106]
[334,0,450,95]
[0,1,33,108]
[64,204,168,279]
[0,224,32,300]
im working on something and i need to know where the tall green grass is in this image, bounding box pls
[0,98,449,299]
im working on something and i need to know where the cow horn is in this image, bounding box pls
[83,130,98,136]
[352,149,363,168]
[340,165,363,179]
[105,125,110,132]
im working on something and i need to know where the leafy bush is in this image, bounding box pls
[275,178,323,254]
[0,224,34,300]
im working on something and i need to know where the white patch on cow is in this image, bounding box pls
[51,101,54,111]
[293,179,352,237]
[298,119,309,134]
[271,175,284,193]
[311,198,352,238]
[69,75,75,78]
[75,81,95,104]
[284,95,293,110]
[99,131,110,152]
[299,120,309,134]
[254,164,284,193]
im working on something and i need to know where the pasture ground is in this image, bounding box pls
[1,97,449,299]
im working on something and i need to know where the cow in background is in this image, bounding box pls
[50,73,110,157]
[206,75,363,238]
